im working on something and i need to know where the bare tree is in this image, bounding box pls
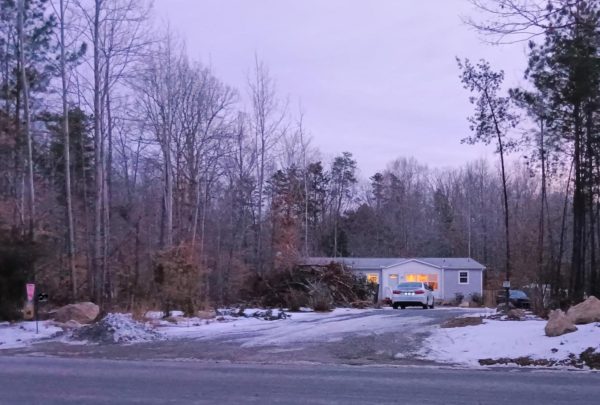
[465,0,577,44]
[248,56,286,272]
[132,31,183,248]
[55,0,78,299]
[17,0,34,240]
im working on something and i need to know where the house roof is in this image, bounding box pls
[303,257,486,270]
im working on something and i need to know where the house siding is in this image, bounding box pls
[442,269,483,301]
[382,261,443,299]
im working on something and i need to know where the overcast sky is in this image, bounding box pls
[154,0,528,176]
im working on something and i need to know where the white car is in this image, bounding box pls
[392,282,435,309]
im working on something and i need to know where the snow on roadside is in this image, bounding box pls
[0,321,63,349]
[420,318,600,367]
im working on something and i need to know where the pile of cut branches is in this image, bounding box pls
[242,262,377,311]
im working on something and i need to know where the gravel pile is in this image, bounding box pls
[71,313,163,344]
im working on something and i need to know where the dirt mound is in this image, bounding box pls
[441,316,483,328]
[71,313,162,344]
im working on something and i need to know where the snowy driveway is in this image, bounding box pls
[1,307,481,365]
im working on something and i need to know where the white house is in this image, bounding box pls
[305,257,486,302]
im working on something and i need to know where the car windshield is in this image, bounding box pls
[510,290,528,299]
[397,282,422,289]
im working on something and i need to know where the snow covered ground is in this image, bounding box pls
[9,307,596,370]
[0,321,63,349]
[420,317,600,367]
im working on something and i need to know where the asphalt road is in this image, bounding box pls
[1,356,598,405]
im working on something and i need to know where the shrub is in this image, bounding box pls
[454,292,464,306]
[470,292,483,306]
[285,289,307,312]
[153,244,203,317]
[0,233,40,321]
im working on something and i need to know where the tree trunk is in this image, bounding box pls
[93,0,104,306]
[18,0,35,241]
[60,0,77,300]
[570,105,585,303]
[103,56,112,305]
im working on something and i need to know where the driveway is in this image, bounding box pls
[0,308,481,366]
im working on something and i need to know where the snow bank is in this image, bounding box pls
[71,313,162,344]
[421,318,600,367]
[0,321,63,349]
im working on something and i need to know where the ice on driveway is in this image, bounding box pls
[158,308,429,347]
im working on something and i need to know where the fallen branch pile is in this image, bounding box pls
[242,262,377,311]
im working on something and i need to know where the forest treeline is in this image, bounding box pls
[0,0,599,317]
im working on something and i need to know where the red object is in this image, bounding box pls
[415,290,425,294]
[26,283,35,301]
[392,290,400,294]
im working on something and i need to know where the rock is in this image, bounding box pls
[196,310,216,320]
[506,309,526,320]
[50,302,100,324]
[496,302,515,313]
[567,296,600,325]
[545,309,577,337]
[51,320,82,331]
[163,316,185,324]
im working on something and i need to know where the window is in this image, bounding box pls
[388,274,398,286]
[405,273,438,290]
[366,273,379,284]
[459,271,469,284]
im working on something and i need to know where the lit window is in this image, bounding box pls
[459,271,469,284]
[367,273,379,284]
[405,273,438,290]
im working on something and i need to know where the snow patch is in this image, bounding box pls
[420,318,600,368]
[144,310,184,319]
[0,321,63,349]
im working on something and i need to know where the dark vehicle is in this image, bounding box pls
[497,289,531,309]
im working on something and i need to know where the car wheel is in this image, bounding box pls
[422,301,428,309]
[400,305,406,310]
[392,303,399,310]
